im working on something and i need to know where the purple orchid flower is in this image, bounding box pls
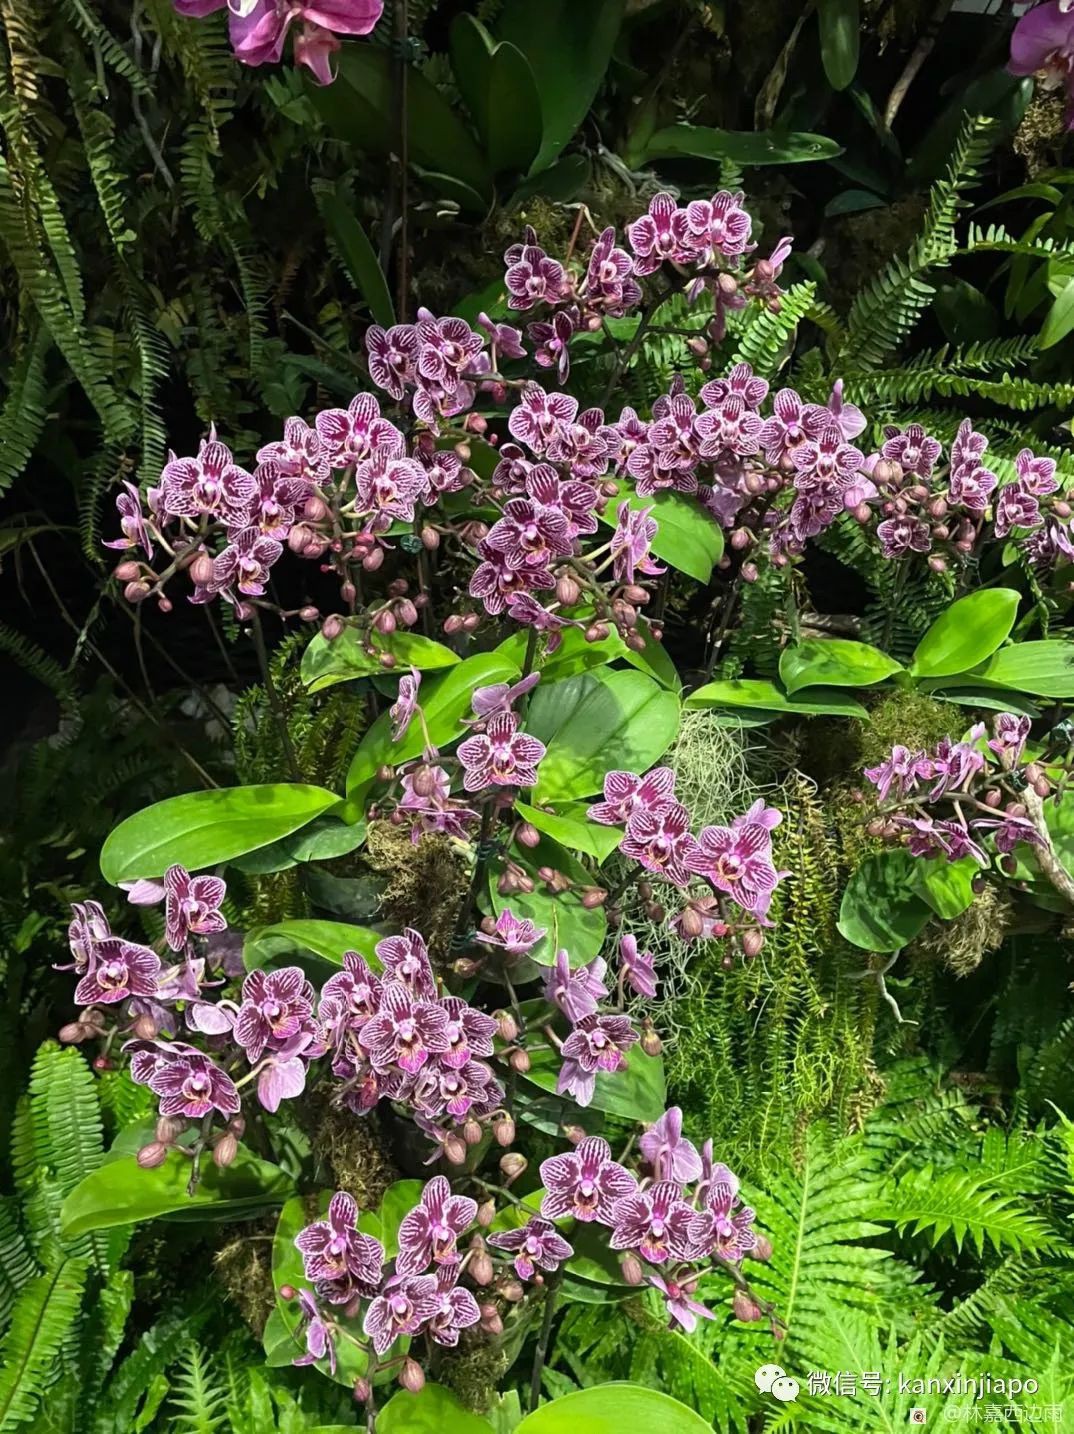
[105,481,155,559]
[649,1273,717,1334]
[639,1107,702,1183]
[475,908,546,958]
[1009,2,1074,129]
[609,1180,695,1264]
[543,950,609,1024]
[457,713,546,793]
[619,800,699,889]
[426,1269,481,1347]
[688,1170,757,1261]
[558,1014,639,1107]
[374,928,437,999]
[611,501,666,586]
[390,669,422,743]
[439,996,497,1069]
[469,672,542,722]
[587,767,676,827]
[73,937,160,1005]
[294,1191,385,1299]
[362,1273,440,1355]
[358,984,450,1075]
[234,966,315,1063]
[539,1136,637,1223]
[396,1175,477,1276]
[619,934,657,999]
[141,1044,240,1119]
[65,901,112,973]
[988,712,1031,766]
[160,431,255,520]
[688,817,788,921]
[489,1217,573,1281]
[163,864,227,952]
[291,1288,336,1375]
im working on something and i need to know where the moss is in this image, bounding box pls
[436,1334,510,1412]
[364,820,467,966]
[305,1090,399,1207]
[212,1220,277,1336]
[859,689,956,769]
[1014,92,1068,178]
[913,883,1013,978]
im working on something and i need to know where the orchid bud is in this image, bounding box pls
[752,1234,773,1262]
[562,1124,587,1145]
[228,1115,246,1137]
[397,599,419,628]
[479,1303,503,1335]
[380,652,397,669]
[584,622,609,643]
[124,580,150,603]
[137,1141,169,1169]
[477,1199,496,1229]
[190,553,215,587]
[678,905,705,939]
[742,930,765,959]
[375,608,397,635]
[730,527,753,551]
[508,1047,530,1074]
[499,1151,527,1183]
[517,821,541,849]
[620,1253,644,1286]
[498,870,519,895]
[493,1113,516,1146]
[288,525,313,553]
[303,494,328,523]
[581,887,607,909]
[497,1011,519,1043]
[444,1135,468,1165]
[444,613,464,635]
[157,1115,185,1143]
[927,555,948,574]
[556,575,581,606]
[213,1133,239,1168]
[353,1377,372,1404]
[81,1007,106,1030]
[131,1013,159,1040]
[462,613,482,632]
[502,1280,524,1303]
[93,1055,114,1071]
[470,1249,494,1285]
[400,1359,425,1394]
[733,1288,764,1323]
[640,1025,663,1057]
[299,606,320,622]
[853,502,872,524]
[463,1118,483,1146]
[279,1284,296,1301]
[412,765,440,798]
[453,958,481,979]
[114,560,141,582]
[321,614,345,641]
[740,562,759,584]
[58,1022,88,1044]
[362,547,385,572]
[421,525,441,550]
[718,272,739,296]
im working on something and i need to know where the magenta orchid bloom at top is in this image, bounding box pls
[396,1175,477,1275]
[174,0,384,85]
[457,713,545,792]
[1009,0,1074,127]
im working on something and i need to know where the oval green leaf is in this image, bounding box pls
[244,919,381,972]
[818,0,860,91]
[532,669,680,803]
[967,640,1074,697]
[515,801,623,863]
[686,678,868,718]
[516,1384,712,1434]
[597,479,723,583]
[837,851,933,952]
[62,1136,293,1238]
[302,629,459,693]
[780,638,902,694]
[644,123,844,167]
[379,1383,495,1434]
[488,835,606,967]
[911,856,978,921]
[100,783,341,884]
[520,1033,666,1123]
[908,588,1020,679]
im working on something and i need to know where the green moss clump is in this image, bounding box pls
[212,1221,277,1336]
[306,1093,399,1208]
[858,689,958,770]
[365,820,466,965]
[436,1334,510,1412]
[913,883,1013,978]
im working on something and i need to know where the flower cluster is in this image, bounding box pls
[863,711,1048,869]
[589,770,789,950]
[172,0,383,86]
[285,1105,768,1391]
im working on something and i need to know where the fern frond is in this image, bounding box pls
[730,282,817,378]
[0,1259,87,1434]
[879,1164,1057,1256]
[0,321,49,494]
[167,1344,229,1434]
[0,1202,36,1340]
[0,624,76,712]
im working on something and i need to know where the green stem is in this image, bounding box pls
[529,1281,560,1411]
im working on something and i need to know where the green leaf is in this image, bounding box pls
[837,851,933,952]
[318,190,395,328]
[497,0,624,173]
[515,801,623,863]
[911,856,978,920]
[644,124,844,167]
[1039,274,1074,349]
[0,1260,88,1433]
[489,835,606,966]
[345,651,521,806]
[909,588,1020,679]
[779,638,902,694]
[817,0,859,90]
[449,17,542,176]
[230,815,366,875]
[301,629,459,693]
[100,784,341,883]
[243,919,381,972]
[379,1384,495,1434]
[530,669,680,803]
[311,47,492,205]
[968,640,1074,697]
[596,479,722,583]
[521,1034,666,1123]
[685,678,868,718]
[61,1135,293,1238]
[515,1384,712,1433]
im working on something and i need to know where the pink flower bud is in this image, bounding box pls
[421,526,440,550]
[156,1115,185,1143]
[380,652,397,669]
[499,1151,527,1182]
[212,1133,239,1168]
[463,1118,484,1146]
[304,494,328,523]
[397,599,418,627]
[321,614,345,641]
[494,1113,516,1146]
[640,1026,663,1057]
[752,1234,773,1262]
[740,562,759,584]
[228,1115,246,1137]
[733,1288,764,1322]
[288,525,313,554]
[471,1250,494,1285]
[299,606,320,622]
[58,1022,87,1044]
[516,821,541,850]
[137,1141,169,1169]
[620,1253,644,1285]
[124,580,150,603]
[742,930,765,959]
[479,1303,503,1335]
[502,1279,524,1303]
[114,560,141,582]
[353,1377,372,1404]
[444,1135,468,1165]
[477,1200,496,1229]
[562,1124,587,1144]
[556,575,581,606]
[93,1055,114,1071]
[730,527,753,551]
[580,887,607,909]
[131,1013,159,1040]
[453,957,481,978]
[497,1011,519,1042]
[375,608,396,635]
[279,1284,296,1300]
[400,1358,425,1393]
[443,613,464,635]
[462,613,482,633]
[508,1047,530,1074]
[362,547,385,573]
